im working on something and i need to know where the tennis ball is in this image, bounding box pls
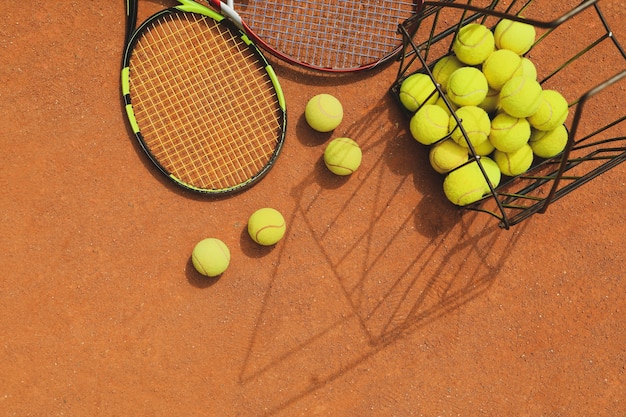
[452,23,495,65]
[410,104,450,145]
[494,19,536,55]
[247,207,286,246]
[323,137,362,175]
[493,143,534,176]
[478,87,500,114]
[482,49,523,90]
[443,162,488,206]
[529,125,568,158]
[527,90,569,131]
[488,112,531,153]
[447,66,489,107]
[449,105,491,149]
[473,136,496,156]
[192,238,230,277]
[435,96,457,116]
[399,73,440,112]
[479,156,502,192]
[429,139,469,174]
[305,94,343,132]
[432,55,465,93]
[499,76,543,118]
[517,57,538,80]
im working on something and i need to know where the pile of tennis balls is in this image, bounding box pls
[305,93,363,176]
[399,19,570,206]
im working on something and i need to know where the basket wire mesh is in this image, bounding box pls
[391,0,626,229]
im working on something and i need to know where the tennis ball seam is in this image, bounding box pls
[455,187,485,205]
[305,94,343,132]
[425,110,449,129]
[501,153,514,174]
[532,108,554,129]
[254,222,286,244]
[191,252,207,276]
[325,162,357,174]
[314,95,342,120]
[492,117,522,133]
[217,242,230,262]
[324,137,362,175]
[494,20,536,55]
[429,139,469,174]
[192,238,230,277]
[458,30,491,48]
[453,24,495,65]
[449,88,488,100]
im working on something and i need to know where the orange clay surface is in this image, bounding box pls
[1,1,625,416]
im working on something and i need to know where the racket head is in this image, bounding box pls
[121,2,287,194]
[211,0,422,72]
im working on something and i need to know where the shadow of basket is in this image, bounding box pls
[236,93,528,416]
[390,0,626,229]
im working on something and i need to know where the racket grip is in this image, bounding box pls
[207,0,243,29]
[125,0,138,45]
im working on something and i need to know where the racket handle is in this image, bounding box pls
[207,0,243,29]
[125,0,138,45]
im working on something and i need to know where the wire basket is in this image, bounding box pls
[390,0,626,229]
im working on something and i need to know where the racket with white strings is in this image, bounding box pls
[121,0,287,194]
[205,0,422,72]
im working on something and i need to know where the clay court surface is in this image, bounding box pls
[1,1,625,415]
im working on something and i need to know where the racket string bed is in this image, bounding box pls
[239,0,417,70]
[127,11,284,191]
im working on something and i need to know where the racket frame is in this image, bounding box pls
[121,0,287,194]
[205,0,423,72]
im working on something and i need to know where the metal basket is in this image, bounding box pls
[390,0,626,229]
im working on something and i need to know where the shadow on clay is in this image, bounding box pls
[232,93,530,415]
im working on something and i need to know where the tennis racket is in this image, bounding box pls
[121,0,287,194]
[205,0,422,72]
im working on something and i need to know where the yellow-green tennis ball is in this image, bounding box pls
[432,55,465,93]
[494,19,536,55]
[488,112,531,153]
[443,162,488,206]
[435,96,457,116]
[452,23,495,65]
[305,94,343,132]
[499,76,543,118]
[482,49,522,90]
[399,73,440,112]
[447,67,489,107]
[247,208,286,246]
[529,125,568,158]
[493,143,534,176]
[527,90,569,131]
[516,57,537,80]
[473,136,496,156]
[323,137,362,175]
[429,139,469,174]
[478,87,500,114]
[449,105,491,149]
[410,104,450,145]
[480,156,502,192]
[192,238,230,277]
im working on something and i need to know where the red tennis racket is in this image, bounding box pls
[206,0,422,72]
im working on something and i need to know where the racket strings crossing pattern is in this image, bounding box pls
[239,0,418,70]
[128,12,283,191]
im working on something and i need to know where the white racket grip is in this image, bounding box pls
[219,1,243,29]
